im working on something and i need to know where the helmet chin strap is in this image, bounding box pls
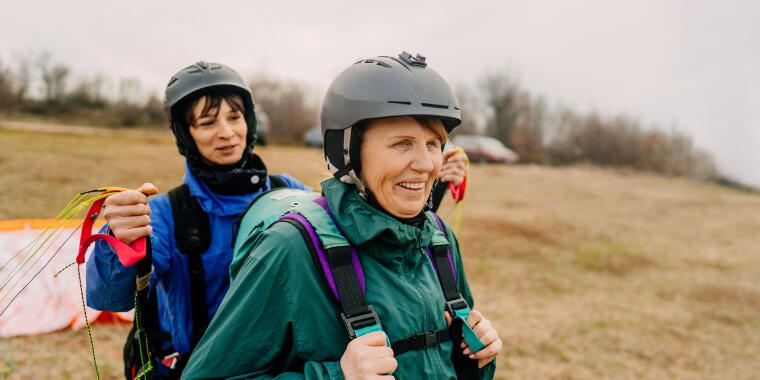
[348,169,368,200]
[343,127,367,198]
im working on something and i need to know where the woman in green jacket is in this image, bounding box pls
[182,52,502,379]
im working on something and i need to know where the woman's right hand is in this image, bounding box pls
[102,183,158,245]
[340,331,397,379]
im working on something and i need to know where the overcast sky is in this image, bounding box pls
[2,0,758,187]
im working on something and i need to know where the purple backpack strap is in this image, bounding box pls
[275,199,365,301]
[427,212,457,282]
[312,197,366,296]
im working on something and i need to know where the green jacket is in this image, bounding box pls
[182,178,496,379]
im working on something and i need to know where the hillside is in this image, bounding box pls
[1,127,759,379]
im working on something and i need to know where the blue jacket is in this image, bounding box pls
[86,162,308,355]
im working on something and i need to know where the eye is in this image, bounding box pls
[199,119,215,127]
[427,139,441,149]
[392,140,412,148]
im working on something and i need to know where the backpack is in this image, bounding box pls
[233,187,484,379]
[123,175,288,380]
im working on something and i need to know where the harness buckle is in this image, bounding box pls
[341,305,382,339]
[445,296,470,320]
[423,331,437,347]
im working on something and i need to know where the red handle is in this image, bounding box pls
[448,175,467,202]
[76,191,147,266]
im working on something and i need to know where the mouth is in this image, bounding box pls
[216,144,239,154]
[396,180,427,192]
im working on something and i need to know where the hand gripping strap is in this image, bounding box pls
[77,191,147,266]
[451,305,486,353]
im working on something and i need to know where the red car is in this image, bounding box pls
[452,135,519,164]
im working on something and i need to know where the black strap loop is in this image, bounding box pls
[326,246,370,319]
[431,245,461,302]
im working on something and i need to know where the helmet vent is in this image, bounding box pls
[421,103,448,109]
[354,59,392,68]
[167,77,178,87]
[387,101,411,105]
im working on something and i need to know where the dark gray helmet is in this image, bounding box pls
[164,61,257,162]
[320,51,461,193]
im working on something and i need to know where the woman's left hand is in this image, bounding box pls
[444,309,502,368]
[439,148,467,185]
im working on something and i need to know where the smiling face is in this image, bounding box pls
[187,95,248,166]
[359,116,445,218]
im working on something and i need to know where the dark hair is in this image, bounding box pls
[182,92,245,127]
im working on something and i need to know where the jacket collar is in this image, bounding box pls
[184,161,265,216]
[321,178,436,251]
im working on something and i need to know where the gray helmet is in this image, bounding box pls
[320,51,461,194]
[164,61,257,162]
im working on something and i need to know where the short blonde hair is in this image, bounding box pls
[412,116,448,145]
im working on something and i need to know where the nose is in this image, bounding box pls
[409,144,436,174]
[217,119,235,139]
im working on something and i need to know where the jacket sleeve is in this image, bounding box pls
[181,222,344,380]
[442,220,497,380]
[85,194,174,311]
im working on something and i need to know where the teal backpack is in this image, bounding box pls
[232,188,485,379]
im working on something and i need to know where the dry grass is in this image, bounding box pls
[1,126,760,379]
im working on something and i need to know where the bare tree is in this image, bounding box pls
[69,74,107,108]
[0,58,18,111]
[37,53,70,104]
[482,73,520,148]
[451,84,484,136]
[249,74,317,144]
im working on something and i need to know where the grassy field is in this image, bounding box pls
[1,125,759,379]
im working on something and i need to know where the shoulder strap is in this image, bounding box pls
[167,184,210,346]
[276,198,383,341]
[268,174,287,189]
[168,184,211,256]
[427,212,483,379]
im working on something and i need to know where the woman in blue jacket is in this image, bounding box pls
[85,62,309,378]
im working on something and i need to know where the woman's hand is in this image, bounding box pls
[340,331,397,379]
[102,183,158,245]
[445,309,502,368]
[439,148,467,185]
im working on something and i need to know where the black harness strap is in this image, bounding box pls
[325,247,383,338]
[326,247,369,318]
[430,245,479,380]
[168,184,210,346]
[431,245,460,302]
[391,329,451,356]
